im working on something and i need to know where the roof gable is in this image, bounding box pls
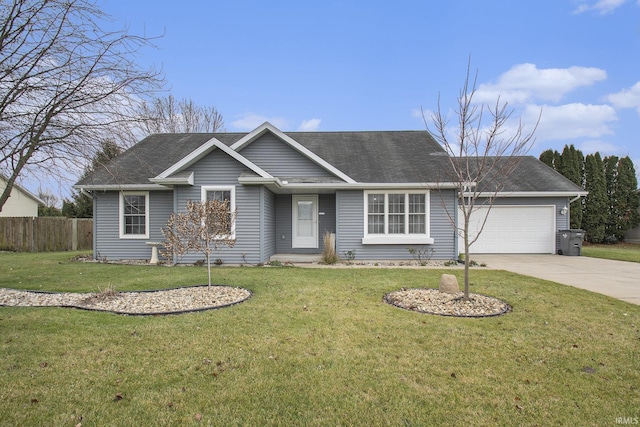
[154,137,272,181]
[231,122,356,183]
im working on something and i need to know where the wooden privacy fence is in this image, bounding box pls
[0,217,92,252]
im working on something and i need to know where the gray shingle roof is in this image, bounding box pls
[75,129,584,194]
[285,131,448,183]
[455,156,585,193]
[501,156,584,193]
[76,130,449,186]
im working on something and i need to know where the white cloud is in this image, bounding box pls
[230,113,288,131]
[474,63,607,104]
[579,139,622,154]
[573,0,628,14]
[523,103,618,141]
[298,118,321,131]
[607,81,640,114]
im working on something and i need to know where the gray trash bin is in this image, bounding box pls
[558,229,585,256]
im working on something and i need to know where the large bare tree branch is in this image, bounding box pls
[137,94,225,134]
[0,0,164,212]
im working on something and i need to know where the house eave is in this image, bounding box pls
[238,176,459,191]
[465,191,589,198]
[149,172,195,186]
[73,184,172,191]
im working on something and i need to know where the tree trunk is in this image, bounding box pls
[205,252,212,289]
[463,224,471,300]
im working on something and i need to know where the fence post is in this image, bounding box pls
[72,218,78,251]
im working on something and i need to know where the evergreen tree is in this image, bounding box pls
[559,145,584,229]
[603,155,620,240]
[582,153,607,243]
[62,140,123,218]
[62,192,93,218]
[616,157,640,239]
[90,140,123,171]
[539,149,557,169]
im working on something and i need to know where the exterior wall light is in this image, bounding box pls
[560,205,568,215]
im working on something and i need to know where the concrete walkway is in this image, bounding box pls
[472,254,640,305]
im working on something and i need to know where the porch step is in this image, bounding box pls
[269,254,322,263]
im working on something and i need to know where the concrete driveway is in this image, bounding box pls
[472,254,640,305]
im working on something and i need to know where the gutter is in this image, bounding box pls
[237,176,460,190]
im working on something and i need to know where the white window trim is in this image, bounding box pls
[119,191,150,239]
[362,190,434,245]
[201,185,236,239]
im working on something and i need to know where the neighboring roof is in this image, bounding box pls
[0,175,45,205]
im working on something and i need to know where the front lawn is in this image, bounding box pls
[1,252,639,426]
[583,242,640,263]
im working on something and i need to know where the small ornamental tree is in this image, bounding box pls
[161,200,237,288]
[428,61,539,300]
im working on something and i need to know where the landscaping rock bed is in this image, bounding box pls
[0,285,251,315]
[384,288,511,317]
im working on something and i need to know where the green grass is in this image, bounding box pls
[1,252,639,426]
[583,242,640,263]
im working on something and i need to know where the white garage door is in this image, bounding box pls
[459,205,556,254]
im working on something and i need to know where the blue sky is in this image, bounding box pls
[41,0,640,197]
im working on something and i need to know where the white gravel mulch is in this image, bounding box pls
[384,288,511,317]
[0,286,252,315]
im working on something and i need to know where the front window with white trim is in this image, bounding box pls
[201,186,236,237]
[363,191,433,244]
[119,191,149,239]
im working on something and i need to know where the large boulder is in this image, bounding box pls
[439,274,460,294]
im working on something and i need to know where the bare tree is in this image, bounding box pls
[161,200,237,288]
[138,94,224,134]
[0,0,163,213]
[426,62,539,299]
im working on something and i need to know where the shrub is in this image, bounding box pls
[321,231,338,264]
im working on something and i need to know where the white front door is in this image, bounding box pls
[292,195,318,248]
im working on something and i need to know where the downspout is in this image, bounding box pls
[91,191,97,260]
[564,194,583,231]
[569,194,582,204]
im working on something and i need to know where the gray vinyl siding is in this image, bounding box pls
[175,149,263,265]
[335,189,457,260]
[239,133,331,177]
[262,188,276,262]
[275,194,336,254]
[93,190,173,260]
[430,190,457,259]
